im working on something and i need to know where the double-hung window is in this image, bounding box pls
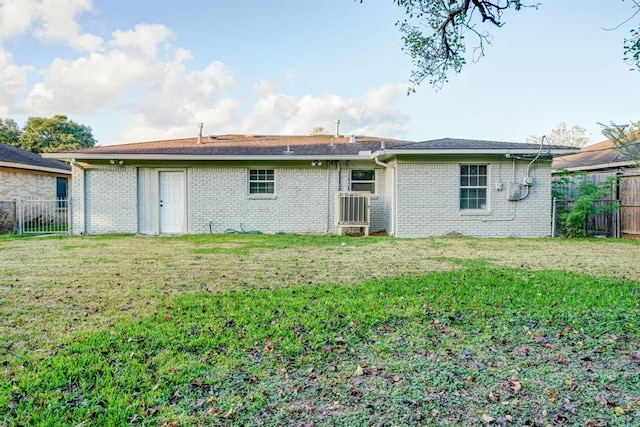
[460,165,487,210]
[249,169,275,194]
[350,170,375,193]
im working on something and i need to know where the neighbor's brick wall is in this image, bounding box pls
[188,167,333,234]
[395,160,552,238]
[0,169,61,200]
[83,166,138,234]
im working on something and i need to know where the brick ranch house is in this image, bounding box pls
[45,134,576,237]
[0,142,71,200]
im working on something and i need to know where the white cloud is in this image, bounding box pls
[110,23,174,58]
[0,0,101,50]
[1,1,409,143]
[120,98,242,142]
[24,50,156,113]
[34,0,100,50]
[0,0,38,40]
[252,79,279,96]
[119,82,409,143]
[0,47,34,114]
[117,59,239,141]
[22,23,182,114]
[241,85,409,138]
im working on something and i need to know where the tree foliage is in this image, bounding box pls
[0,115,97,154]
[526,122,590,148]
[624,27,640,68]
[598,120,640,164]
[552,171,619,238]
[378,0,535,89]
[361,0,639,89]
[0,118,21,146]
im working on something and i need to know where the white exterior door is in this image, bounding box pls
[159,171,185,233]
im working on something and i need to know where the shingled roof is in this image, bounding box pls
[552,139,640,171]
[0,142,71,173]
[47,134,406,158]
[388,138,574,152]
[46,134,577,161]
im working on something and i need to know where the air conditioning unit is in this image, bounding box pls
[335,191,370,236]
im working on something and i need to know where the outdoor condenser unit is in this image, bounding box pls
[335,191,370,236]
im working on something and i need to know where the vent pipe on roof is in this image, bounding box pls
[197,122,203,144]
[334,119,340,138]
[350,135,356,144]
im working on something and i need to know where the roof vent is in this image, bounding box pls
[350,135,356,144]
[334,119,340,138]
[283,145,295,155]
[197,122,204,144]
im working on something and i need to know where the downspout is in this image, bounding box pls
[373,150,394,236]
[70,159,86,235]
[326,162,331,233]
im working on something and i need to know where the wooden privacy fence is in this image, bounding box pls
[619,174,640,239]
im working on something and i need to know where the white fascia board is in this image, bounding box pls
[371,148,579,156]
[42,153,372,161]
[0,160,71,175]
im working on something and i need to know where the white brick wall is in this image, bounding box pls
[70,164,84,234]
[69,158,553,237]
[395,160,552,237]
[83,166,138,234]
[189,167,333,234]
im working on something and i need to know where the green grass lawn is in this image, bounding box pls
[1,234,639,426]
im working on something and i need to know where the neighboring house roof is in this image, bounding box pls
[44,134,577,161]
[0,142,71,174]
[552,139,640,172]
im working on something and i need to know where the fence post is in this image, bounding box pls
[16,198,22,235]
[616,200,621,238]
[67,196,72,235]
[551,197,556,238]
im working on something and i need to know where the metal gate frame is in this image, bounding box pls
[17,198,70,235]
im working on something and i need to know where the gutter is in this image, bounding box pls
[42,153,373,162]
[370,148,579,157]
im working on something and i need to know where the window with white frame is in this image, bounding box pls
[249,169,275,194]
[350,169,375,193]
[460,165,487,210]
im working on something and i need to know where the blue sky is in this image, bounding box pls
[0,0,638,146]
